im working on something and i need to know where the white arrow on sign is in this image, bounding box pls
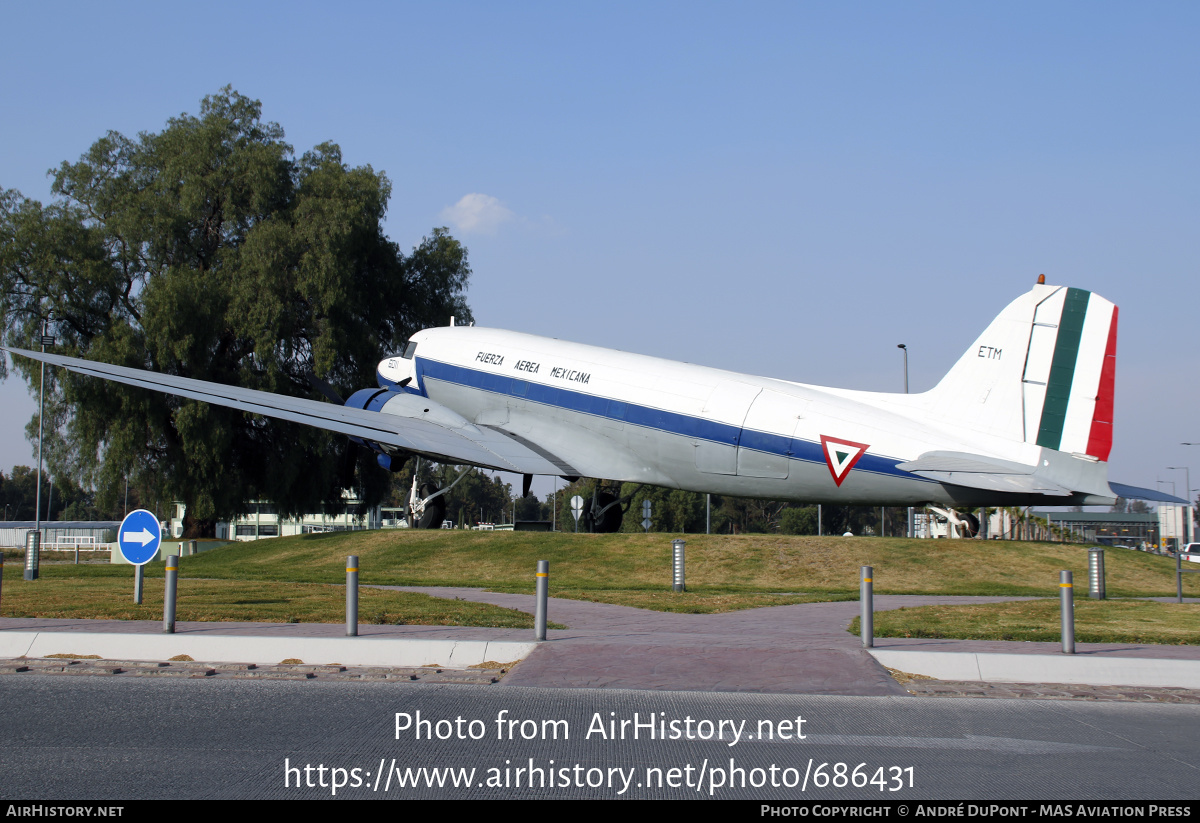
[122,527,156,546]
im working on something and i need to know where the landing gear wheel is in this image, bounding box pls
[586,491,624,533]
[960,512,980,538]
[416,482,446,529]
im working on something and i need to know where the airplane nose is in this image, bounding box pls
[377,356,416,390]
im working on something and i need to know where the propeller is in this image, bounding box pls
[305,370,411,486]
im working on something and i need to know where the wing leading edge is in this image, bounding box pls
[3,347,569,477]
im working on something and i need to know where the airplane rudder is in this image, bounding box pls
[1051,292,1117,460]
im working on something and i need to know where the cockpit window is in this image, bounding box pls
[401,341,417,360]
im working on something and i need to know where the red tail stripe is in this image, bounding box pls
[1085,306,1118,461]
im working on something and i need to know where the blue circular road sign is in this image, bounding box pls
[118,509,162,566]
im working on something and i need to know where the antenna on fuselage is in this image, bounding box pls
[450,316,455,326]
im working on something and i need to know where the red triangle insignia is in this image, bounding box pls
[820,435,870,487]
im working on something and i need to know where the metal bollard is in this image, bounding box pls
[860,565,874,648]
[0,553,4,614]
[672,539,686,592]
[1060,570,1074,654]
[163,555,179,633]
[1088,548,1106,600]
[24,531,39,581]
[188,540,197,557]
[134,564,144,605]
[534,560,549,641]
[346,555,359,637]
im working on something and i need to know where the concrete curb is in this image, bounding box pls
[869,649,1200,689]
[0,631,537,669]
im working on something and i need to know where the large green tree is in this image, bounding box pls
[0,88,472,534]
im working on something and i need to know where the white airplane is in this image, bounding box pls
[5,277,1182,532]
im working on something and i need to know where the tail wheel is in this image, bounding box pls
[416,482,446,529]
[586,491,624,533]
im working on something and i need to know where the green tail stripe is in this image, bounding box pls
[1036,288,1090,450]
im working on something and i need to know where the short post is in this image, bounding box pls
[24,531,39,581]
[534,560,549,641]
[163,554,179,634]
[0,553,4,614]
[188,540,197,557]
[1087,548,1106,599]
[1059,570,1074,654]
[672,539,686,592]
[74,543,79,565]
[346,555,359,637]
[134,564,144,605]
[860,565,874,648]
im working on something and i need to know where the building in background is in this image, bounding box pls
[0,521,120,549]
[170,493,381,541]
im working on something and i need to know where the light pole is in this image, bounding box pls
[1168,466,1192,544]
[34,316,53,543]
[898,344,913,537]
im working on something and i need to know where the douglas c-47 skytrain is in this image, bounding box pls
[5,277,1183,532]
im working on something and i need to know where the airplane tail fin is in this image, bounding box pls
[925,281,1118,460]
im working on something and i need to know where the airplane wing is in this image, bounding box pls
[2,347,571,477]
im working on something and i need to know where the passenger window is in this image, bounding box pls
[401,341,417,360]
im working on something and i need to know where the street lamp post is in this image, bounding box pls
[1179,444,1200,545]
[1168,466,1192,545]
[898,344,913,538]
[34,317,53,544]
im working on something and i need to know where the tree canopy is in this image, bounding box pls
[0,88,473,532]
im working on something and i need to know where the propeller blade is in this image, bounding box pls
[306,372,345,405]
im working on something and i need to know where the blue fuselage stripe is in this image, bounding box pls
[378,358,918,481]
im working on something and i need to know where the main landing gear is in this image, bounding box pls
[583,481,643,533]
[407,459,472,529]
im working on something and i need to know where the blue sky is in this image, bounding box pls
[1,1,1197,502]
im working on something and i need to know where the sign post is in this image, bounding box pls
[118,509,162,604]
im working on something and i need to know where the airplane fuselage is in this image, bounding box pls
[375,327,1042,506]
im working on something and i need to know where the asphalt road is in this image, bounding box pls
[2,676,1197,800]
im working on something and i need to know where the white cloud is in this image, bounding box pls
[439,193,515,235]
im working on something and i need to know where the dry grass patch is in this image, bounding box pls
[0,575,540,627]
[856,599,1200,645]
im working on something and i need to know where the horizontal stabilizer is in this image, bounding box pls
[1109,482,1189,505]
[896,450,1098,497]
[896,452,1040,476]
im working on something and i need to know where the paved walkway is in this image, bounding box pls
[4,590,1199,696]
